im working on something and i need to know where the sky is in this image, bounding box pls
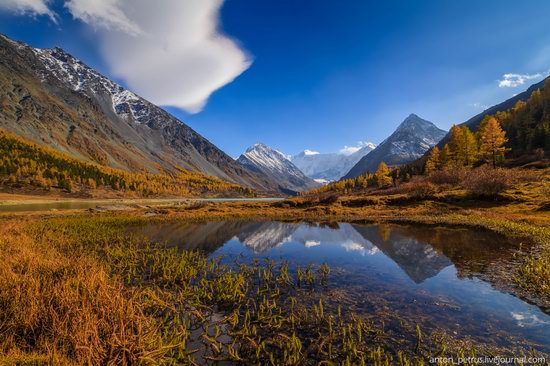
[1,0,550,157]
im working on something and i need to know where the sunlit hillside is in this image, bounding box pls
[0,129,254,198]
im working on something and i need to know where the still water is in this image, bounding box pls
[130,220,550,354]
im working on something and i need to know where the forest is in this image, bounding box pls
[0,129,254,197]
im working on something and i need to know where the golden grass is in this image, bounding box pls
[0,222,169,365]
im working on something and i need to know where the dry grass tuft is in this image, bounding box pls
[0,222,165,365]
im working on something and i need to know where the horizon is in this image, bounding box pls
[1,0,549,157]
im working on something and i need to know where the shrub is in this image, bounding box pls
[399,177,438,199]
[461,165,512,197]
[428,166,468,186]
[319,193,339,205]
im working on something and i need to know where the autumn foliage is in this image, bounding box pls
[0,129,253,197]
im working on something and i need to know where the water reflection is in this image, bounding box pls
[134,221,508,284]
[129,220,549,353]
[352,224,452,283]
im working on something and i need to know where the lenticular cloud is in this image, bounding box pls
[66,0,251,113]
[0,0,57,22]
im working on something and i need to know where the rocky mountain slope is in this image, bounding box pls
[407,76,550,169]
[291,143,376,182]
[237,143,319,193]
[438,76,549,149]
[0,34,275,192]
[344,114,446,178]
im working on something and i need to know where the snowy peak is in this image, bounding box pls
[391,113,446,152]
[238,143,318,192]
[291,142,376,182]
[31,46,155,126]
[241,143,291,171]
[395,114,443,137]
[344,114,446,178]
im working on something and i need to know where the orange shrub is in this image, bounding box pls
[428,166,468,186]
[461,165,512,197]
[399,177,438,199]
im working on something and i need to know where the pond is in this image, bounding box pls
[129,220,550,355]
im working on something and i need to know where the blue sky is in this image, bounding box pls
[1,0,550,157]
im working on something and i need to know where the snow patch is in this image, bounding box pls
[31,46,154,125]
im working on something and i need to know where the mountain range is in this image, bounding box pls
[344,114,446,178]
[4,33,542,196]
[291,142,376,182]
[237,143,319,193]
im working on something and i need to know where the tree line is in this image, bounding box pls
[0,129,253,197]
[425,115,508,173]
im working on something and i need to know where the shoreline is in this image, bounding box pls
[1,196,547,311]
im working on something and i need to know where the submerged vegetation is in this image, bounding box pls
[0,129,254,197]
[2,215,548,364]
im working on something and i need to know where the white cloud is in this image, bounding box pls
[498,71,548,88]
[339,141,376,155]
[2,0,250,113]
[303,149,320,156]
[65,0,142,36]
[341,241,378,256]
[304,240,320,248]
[0,0,57,22]
[64,0,251,113]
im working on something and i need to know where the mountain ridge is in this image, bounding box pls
[237,143,319,193]
[343,114,446,178]
[0,34,277,192]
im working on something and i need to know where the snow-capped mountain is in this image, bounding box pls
[0,34,275,191]
[291,143,376,182]
[344,114,446,178]
[237,143,319,193]
[32,47,159,126]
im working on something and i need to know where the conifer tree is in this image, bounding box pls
[439,144,451,168]
[425,146,440,175]
[448,125,464,165]
[478,117,509,168]
[459,126,478,166]
[375,161,393,187]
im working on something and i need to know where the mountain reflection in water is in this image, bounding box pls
[131,221,517,284]
[128,220,549,353]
